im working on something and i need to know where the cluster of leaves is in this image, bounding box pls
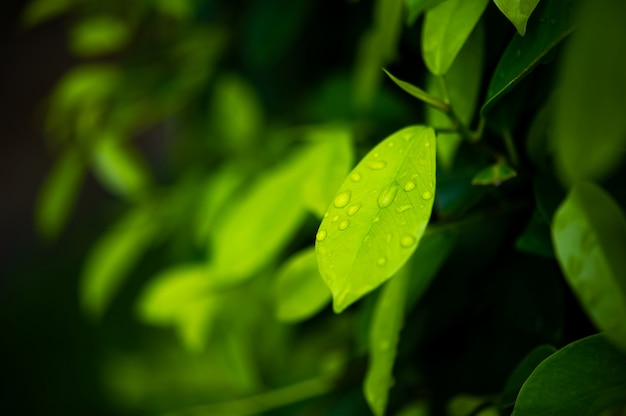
[30,0,626,415]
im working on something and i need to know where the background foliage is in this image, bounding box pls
[2,0,626,415]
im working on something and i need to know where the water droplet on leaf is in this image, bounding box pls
[396,204,412,213]
[404,181,416,192]
[367,160,387,170]
[332,215,340,223]
[421,191,432,200]
[377,183,399,208]
[338,220,350,231]
[347,203,361,216]
[377,257,387,266]
[350,172,361,182]
[400,234,416,248]
[334,190,351,208]
[316,230,327,242]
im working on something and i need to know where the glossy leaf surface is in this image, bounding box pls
[493,0,541,35]
[513,335,626,416]
[364,270,409,416]
[552,182,626,351]
[553,0,626,183]
[274,248,331,323]
[422,0,489,75]
[316,126,436,313]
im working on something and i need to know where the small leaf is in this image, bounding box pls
[553,0,626,183]
[81,207,158,319]
[70,16,131,56]
[493,0,541,36]
[552,182,626,352]
[383,70,448,112]
[274,247,331,323]
[481,0,576,116]
[512,335,626,416]
[35,148,84,239]
[364,270,409,416]
[421,0,489,75]
[316,126,436,313]
[471,162,517,186]
[137,264,217,351]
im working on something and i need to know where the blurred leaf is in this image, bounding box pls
[274,247,331,323]
[553,0,626,184]
[211,74,264,153]
[552,182,626,352]
[493,0,541,35]
[383,70,448,112]
[395,401,430,416]
[81,206,159,319]
[301,125,354,217]
[525,97,554,165]
[35,147,85,240]
[447,394,490,416]
[91,132,152,199]
[471,162,517,186]
[154,0,193,19]
[515,209,554,258]
[500,345,556,410]
[426,24,484,169]
[137,264,217,351]
[421,0,489,75]
[405,0,447,25]
[481,0,576,116]
[69,16,131,56]
[512,334,626,416]
[364,270,409,416]
[315,126,436,313]
[22,0,73,27]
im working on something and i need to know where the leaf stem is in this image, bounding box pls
[166,376,334,416]
[502,130,520,167]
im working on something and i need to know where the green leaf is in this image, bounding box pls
[81,207,159,319]
[35,148,84,239]
[137,264,217,351]
[364,269,409,416]
[552,182,626,352]
[421,0,489,75]
[426,24,484,169]
[22,0,73,27]
[493,0,541,36]
[512,334,626,416]
[481,0,576,116]
[91,132,151,199]
[405,0,447,25]
[515,209,554,258]
[383,70,448,112]
[316,126,436,313]
[553,0,626,184]
[274,248,331,323]
[471,162,517,186]
[70,16,131,56]
[500,345,557,409]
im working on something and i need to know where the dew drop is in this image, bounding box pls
[372,216,380,224]
[404,181,416,192]
[377,257,387,266]
[425,140,431,147]
[347,203,361,216]
[332,215,340,223]
[350,172,362,182]
[367,160,387,170]
[377,183,399,208]
[421,191,433,200]
[396,204,412,213]
[400,234,416,248]
[338,220,350,231]
[403,133,411,141]
[334,190,351,208]
[323,211,329,219]
[387,141,395,147]
[373,152,380,158]
[385,233,392,242]
[316,230,327,242]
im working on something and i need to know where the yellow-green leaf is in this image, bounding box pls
[383,69,448,112]
[552,182,626,352]
[274,248,331,323]
[364,270,409,416]
[493,0,541,36]
[422,0,489,75]
[316,126,436,313]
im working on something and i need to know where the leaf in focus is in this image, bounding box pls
[70,16,131,56]
[512,334,626,416]
[274,247,331,323]
[426,24,484,169]
[500,345,556,409]
[471,162,517,186]
[137,264,217,351]
[81,207,159,319]
[405,0,447,25]
[421,0,489,75]
[91,132,151,199]
[383,70,447,112]
[364,269,409,416]
[481,0,576,116]
[553,0,626,184]
[493,0,541,36]
[35,148,84,240]
[316,126,436,313]
[552,182,626,352]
